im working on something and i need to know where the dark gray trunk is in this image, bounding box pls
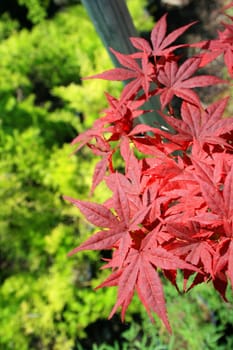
[81,0,167,127]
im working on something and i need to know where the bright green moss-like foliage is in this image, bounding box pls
[0,3,117,349]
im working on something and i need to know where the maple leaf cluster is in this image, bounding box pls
[64,5,233,332]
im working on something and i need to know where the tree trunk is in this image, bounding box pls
[81,0,137,67]
[81,0,167,127]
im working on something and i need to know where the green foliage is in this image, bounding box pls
[17,0,81,25]
[127,0,154,32]
[72,281,233,350]
[0,12,19,40]
[0,2,118,349]
[18,0,50,24]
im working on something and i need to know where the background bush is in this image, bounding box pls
[0,1,232,349]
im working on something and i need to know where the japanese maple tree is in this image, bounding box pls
[64,4,233,332]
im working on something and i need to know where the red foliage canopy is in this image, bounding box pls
[64,4,233,332]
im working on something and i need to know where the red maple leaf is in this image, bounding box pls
[81,15,197,103]
[64,172,149,259]
[96,227,199,332]
[156,57,226,109]
[162,97,233,147]
[83,48,155,100]
[165,223,215,276]
[64,5,233,332]
[150,13,196,59]
[99,92,149,140]
[63,197,124,254]
[195,21,233,77]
